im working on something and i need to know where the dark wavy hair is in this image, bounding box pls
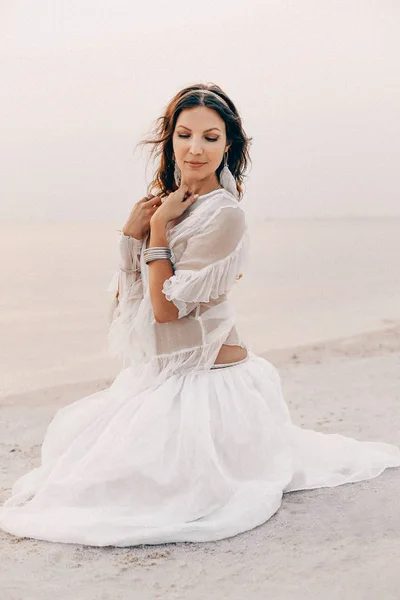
[137,83,252,201]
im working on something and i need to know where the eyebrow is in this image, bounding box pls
[176,125,221,133]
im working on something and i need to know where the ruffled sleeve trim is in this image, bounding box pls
[106,270,119,294]
[118,233,142,271]
[162,228,248,319]
[106,232,144,329]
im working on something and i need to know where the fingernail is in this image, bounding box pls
[194,194,199,199]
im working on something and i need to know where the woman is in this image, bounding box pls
[1,83,399,547]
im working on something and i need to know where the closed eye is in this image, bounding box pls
[177,134,219,142]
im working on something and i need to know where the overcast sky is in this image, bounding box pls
[1,0,399,221]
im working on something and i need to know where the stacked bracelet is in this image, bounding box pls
[143,247,172,265]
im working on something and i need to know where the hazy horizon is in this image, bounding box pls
[2,1,399,223]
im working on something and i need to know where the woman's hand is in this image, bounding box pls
[122,193,164,239]
[150,184,199,228]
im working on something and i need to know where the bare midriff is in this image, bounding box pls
[213,344,248,365]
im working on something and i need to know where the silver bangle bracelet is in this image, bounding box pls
[144,246,171,252]
[144,256,172,265]
[144,249,171,254]
[143,247,172,265]
[144,258,172,265]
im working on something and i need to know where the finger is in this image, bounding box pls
[144,198,163,212]
[181,188,194,202]
[139,193,157,204]
[183,192,199,203]
[141,195,161,210]
[178,184,191,199]
[144,202,161,213]
[144,200,162,211]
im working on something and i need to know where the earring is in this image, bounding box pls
[173,159,181,187]
[219,151,239,200]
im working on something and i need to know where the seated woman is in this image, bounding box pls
[1,83,399,547]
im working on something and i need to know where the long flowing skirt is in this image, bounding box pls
[0,351,399,546]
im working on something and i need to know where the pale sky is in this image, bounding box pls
[1,0,399,221]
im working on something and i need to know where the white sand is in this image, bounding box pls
[1,219,400,598]
[1,325,399,599]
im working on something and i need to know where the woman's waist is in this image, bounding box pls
[213,342,248,366]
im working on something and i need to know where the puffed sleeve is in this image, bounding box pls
[115,232,143,302]
[107,233,145,359]
[106,232,144,321]
[162,206,248,319]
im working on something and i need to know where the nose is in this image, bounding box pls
[188,136,204,156]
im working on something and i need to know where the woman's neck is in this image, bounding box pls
[183,177,222,197]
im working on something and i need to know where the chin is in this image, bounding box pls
[184,167,212,177]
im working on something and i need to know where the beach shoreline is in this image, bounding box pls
[1,323,399,599]
[2,321,399,407]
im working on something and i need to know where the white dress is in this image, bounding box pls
[0,188,399,547]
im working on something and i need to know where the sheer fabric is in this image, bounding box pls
[107,188,249,384]
[1,187,400,548]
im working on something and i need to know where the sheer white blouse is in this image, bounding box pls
[106,188,249,385]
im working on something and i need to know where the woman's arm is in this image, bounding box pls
[113,193,163,305]
[148,205,248,324]
[117,236,142,300]
[145,183,199,323]
[116,232,143,303]
[147,217,179,323]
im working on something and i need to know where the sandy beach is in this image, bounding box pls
[1,219,400,599]
[2,0,400,594]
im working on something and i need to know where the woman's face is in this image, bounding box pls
[172,106,230,186]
